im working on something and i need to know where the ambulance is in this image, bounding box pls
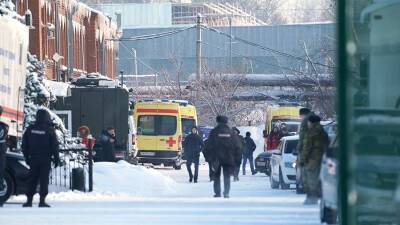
[264,104,302,151]
[134,100,197,169]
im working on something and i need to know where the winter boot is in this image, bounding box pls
[23,196,33,207]
[189,177,193,183]
[213,194,221,198]
[39,197,50,208]
[223,194,230,199]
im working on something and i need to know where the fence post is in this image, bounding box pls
[88,139,94,192]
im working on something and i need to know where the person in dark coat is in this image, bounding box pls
[232,127,244,182]
[205,115,241,198]
[202,138,215,182]
[0,106,9,207]
[242,132,257,175]
[22,109,60,207]
[99,127,117,162]
[183,126,204,183]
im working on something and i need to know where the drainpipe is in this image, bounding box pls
[67,4,78,80]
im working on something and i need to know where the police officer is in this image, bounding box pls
[300,115,329,204]
[206,115,241,198]
[22,109,60,207]
[0,106,9,207]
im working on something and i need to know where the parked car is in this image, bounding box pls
[269,136,298,189]
[320,138,338,224]
[254,152,272,175]
[0,152,30,204]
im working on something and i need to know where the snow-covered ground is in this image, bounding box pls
[2,159,320,225]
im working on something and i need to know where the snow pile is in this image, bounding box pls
[238,125,265,155]
[92,161,177,197]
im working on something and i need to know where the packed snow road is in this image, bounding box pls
[1,162,320,225]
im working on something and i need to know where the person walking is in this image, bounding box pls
[0,106,9,207]
[242,132,257,176]
[206,115,241,198]
[22,109,60,207]
[99,127,117,162]
[183,126,204,183]
[300,115,329,204]
[232,127,244,182]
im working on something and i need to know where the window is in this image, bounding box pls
[158,116,177,136]
[138,115,156,135]
[284,140,298,154]
[181,118,196,136]
[138,115,177,136]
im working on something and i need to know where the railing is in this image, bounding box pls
[49,147,94,192]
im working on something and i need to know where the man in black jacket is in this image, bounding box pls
[232,127,244,182]
[0,106,9,207]
[22,109,60,207]
[183,126,204,183]
[99,127,117,162]
[206,115,241,198]
[242,132,257,175]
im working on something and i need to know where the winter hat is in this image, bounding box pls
[246,132,251,137]
[299,107,311,116]
[308,115,321,123]
[216,115,228,124]
[35,109,51,125]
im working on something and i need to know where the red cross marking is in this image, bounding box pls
[166,137,176,147]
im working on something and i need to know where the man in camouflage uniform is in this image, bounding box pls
[297,108,312,195]
[300,115,329,204]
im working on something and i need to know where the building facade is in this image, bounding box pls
[12,0,119,81]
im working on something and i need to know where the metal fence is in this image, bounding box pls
[49,147,94,192]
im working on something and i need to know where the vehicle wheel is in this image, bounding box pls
[173,164,182,170]
[279,168,290,189]
[270,173,279,189]
[0,172,14,204]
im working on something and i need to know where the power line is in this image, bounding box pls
[108,26,196,41]
[202,25,335,69]
[119,42,161,76]
[202,41,306,75]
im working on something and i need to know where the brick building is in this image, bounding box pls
[13,0,119,81]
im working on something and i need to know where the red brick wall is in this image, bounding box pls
[16,0,118,81]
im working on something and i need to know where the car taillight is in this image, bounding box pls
[178,135,182,148]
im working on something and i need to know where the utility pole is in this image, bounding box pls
[132,48,138,88]
[196,14,202,81]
